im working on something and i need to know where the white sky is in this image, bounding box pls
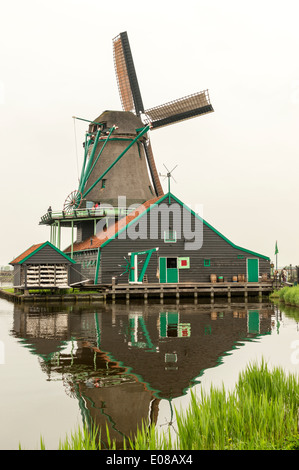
[0,0,298,267]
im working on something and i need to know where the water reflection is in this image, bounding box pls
[11,301,275,447]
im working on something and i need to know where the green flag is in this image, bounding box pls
[275,241,279,255]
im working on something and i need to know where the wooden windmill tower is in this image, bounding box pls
[40,31,214,251]
[68,31,214,210]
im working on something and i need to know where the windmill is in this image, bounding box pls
[112,32,214,198]
[67,31,214,211]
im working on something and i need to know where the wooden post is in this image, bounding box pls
[160,287,164,303]
[211,287,214,303]
[227,286,231,301]
[259,286,262,302]
[57,220,61,250]
[71,221,74,259]
[244,285,248,302]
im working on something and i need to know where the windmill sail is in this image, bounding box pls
[144,90,214,129]
[113,32,144,115]
[143,140,164,196]
[113,31,214,199]
[113,31,163,197]
[113,35,134,112]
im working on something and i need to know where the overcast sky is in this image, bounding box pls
[1,0,298,267]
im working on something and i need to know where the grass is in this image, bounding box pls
[171,360,299,450]
[25,361,299,450]
[277,285,299,307]
[269,289,280,299]
[0,287,101,296]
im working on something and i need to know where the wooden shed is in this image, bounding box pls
[10,241,80,291]
[64,192,270,285]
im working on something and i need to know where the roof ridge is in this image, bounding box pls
[10,242,44,265]
[64,195,163,254]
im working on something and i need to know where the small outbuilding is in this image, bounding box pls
[10,241,80,292]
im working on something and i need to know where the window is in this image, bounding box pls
[101,179,106,189]
[164,230,177,243]
[204,259,211,267]
[167,258,177,269]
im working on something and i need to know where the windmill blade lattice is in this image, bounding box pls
[143,91,213,130]
[113,32,144,115]
[143,140,164,197]
[113,31,213,200]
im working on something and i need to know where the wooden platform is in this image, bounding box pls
[0,281,274,304]
[97,281,273,301]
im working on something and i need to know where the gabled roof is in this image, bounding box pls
[10,241,76,265]
[64,192,270,261]
[64,196,162,253]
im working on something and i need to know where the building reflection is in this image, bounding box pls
[11,301,274,447]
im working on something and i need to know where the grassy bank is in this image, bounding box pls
[276,285,299,307]
[27,361,299,450]
[1,287,92,295]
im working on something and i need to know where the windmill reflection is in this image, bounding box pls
[11,302,274,447]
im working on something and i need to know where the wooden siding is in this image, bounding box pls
[22,245,73,265]
[13,265,21,286]
[98,196,270,284]
[72,249,98,282]
[77,221,95,243]
[69,264,82,285]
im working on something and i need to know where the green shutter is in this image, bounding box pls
[159,257,167,283]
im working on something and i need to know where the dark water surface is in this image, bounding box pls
[0,297,298,449]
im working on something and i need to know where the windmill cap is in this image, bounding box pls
[91,110,146,137]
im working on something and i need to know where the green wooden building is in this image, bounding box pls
[64,193,270,285]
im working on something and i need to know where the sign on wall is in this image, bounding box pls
[178,257,190,269]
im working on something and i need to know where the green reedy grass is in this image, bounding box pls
[278,285,299,307]
[161,360,299,450]
[29,361,299,450]
[269,289,280,299]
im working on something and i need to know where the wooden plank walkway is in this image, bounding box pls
[0,282,274,304]
[99,282,273,302]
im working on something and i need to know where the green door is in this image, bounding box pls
[159,257,178,283]
[247,259,259,282]
[248,310,260,334]
[167,257,178,283]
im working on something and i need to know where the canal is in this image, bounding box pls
[0,296,298,450]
